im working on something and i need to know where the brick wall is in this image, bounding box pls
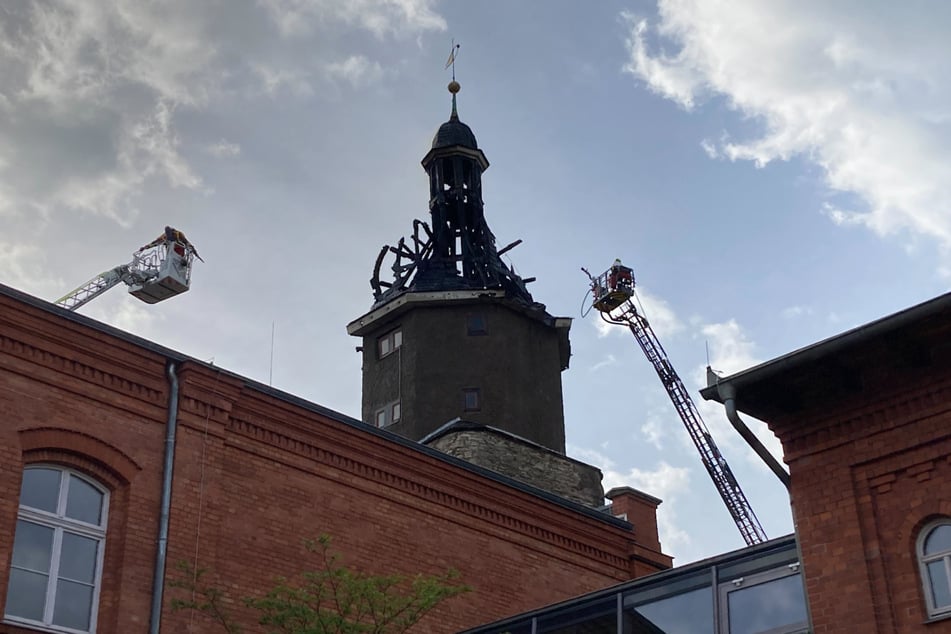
[0,288,670,634]
[769,368,951,633]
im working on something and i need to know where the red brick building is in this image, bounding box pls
[468,291,951,634]
[0,284,671,634]
[701,292,951,633]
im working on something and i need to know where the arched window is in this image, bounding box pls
[919,519,951,619]
[5,465,108,632]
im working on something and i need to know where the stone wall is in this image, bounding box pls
[425,424,604,507]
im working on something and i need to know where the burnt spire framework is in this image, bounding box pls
[370,81,537,308]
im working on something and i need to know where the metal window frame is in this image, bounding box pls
[717,563,807,634]
[466,313,487,336]
[5,466,109,634]
[462,387,481,412]
[918,519,951,619]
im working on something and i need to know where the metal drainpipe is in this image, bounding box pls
[709,370,791,489]
[149,361,180,634]
[709,372,813,630]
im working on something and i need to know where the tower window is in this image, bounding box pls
[463,388,481,412]
[378,328,402,358]
[919,519,951,618]
[374,401,401,428]
[467,313,487,336]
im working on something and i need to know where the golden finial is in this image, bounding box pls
[445,40,462,120]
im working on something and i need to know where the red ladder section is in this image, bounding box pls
[615,301,767,546]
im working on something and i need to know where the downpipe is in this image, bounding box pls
[708,369,790,490]
[149,361,180,634]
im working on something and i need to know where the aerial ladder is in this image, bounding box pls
[584,261,767,546]
[56,226,202,312]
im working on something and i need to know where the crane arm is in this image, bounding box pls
[609,301,767,546]
[55,266,132,311]
[53,226,200,312]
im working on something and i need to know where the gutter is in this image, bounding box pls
[149,361,180,634]
[698,291,951,401]
[706,367,790,489]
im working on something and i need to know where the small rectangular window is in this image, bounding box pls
[467,313,487,336]
[463,388,481,412]
[377,328,402,358]
[374,401,401,428]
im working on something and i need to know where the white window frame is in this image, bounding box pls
[5,465,109,634]
[378,328,402,359]
[374,400,401,428]
[919,519,951,620]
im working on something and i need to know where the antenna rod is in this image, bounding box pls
[269,321,275,386]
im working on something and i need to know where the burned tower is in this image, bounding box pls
[347,82,572,455]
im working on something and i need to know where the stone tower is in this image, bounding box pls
[347,83,573,454]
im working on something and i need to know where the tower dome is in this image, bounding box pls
[431,80,478,149]
[431,118,478,149]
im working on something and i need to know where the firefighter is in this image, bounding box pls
[139,226,203,261]
[610,258,633,292]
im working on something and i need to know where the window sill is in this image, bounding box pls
[3,616,91,634]
[925,610,951,624]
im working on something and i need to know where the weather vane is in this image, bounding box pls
[445,40,460,81]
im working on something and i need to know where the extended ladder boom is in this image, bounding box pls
[612,301,767,546]
[584,262,766,546]
[55,266,131,311]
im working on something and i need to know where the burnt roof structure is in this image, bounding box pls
[370,83,538,309]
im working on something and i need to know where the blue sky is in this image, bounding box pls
[2,0,950,565]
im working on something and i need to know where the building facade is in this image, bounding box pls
[702,292,951,633]
[0,281,670,634]
[471,291,951,633]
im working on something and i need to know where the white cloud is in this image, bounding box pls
[258,0,446,38]
[250,63,315,97]
[693,318,784,470]
[781,305,813,320]
[325,55,384,88]
[0,241,61,297]
[0,1,447,226]
[569,445,693,555]
[592,286,683,339]
[639,411,666,450]
[699,138,718,159]
[0,2,213,224]
[622,2,951,250]
[206,140,242,158]
[699,319,758,377]
[589,353,617,373]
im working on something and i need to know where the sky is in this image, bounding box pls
[2,0,950,566]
